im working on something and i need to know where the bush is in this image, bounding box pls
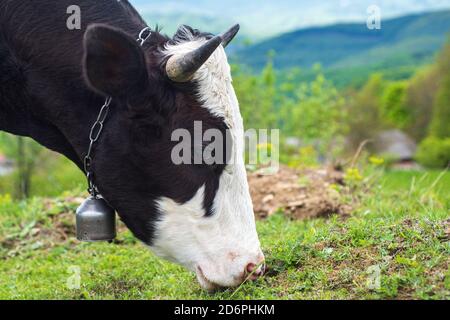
[429,39,450,139]
[381,81,410,129]
[429,75,450,139]
[415,137,450,168]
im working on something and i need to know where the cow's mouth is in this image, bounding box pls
[195,266,221,291]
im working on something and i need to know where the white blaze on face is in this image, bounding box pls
[150,34,264,290]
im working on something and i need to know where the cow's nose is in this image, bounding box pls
[245,262,265,280]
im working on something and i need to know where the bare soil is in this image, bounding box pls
[248,165,353,220]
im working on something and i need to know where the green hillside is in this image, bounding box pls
[233,10,450,87]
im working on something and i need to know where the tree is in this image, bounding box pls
[346,74,384,151]
[233,61,278,130]
[430,77,450,139]
[403,65,440,141]
[429,39,450,139]
[381,81,410,129]
[414,38,450,168]
[281,65,347,157]
[429,53,450,139]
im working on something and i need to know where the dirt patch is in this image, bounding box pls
[0,196,83,258]
[87,277,148,299]
[248,165,353,219]
[442,219,450,241]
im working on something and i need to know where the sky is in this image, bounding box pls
[129,0,450,37]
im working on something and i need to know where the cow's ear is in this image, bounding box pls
[83,24,148,97]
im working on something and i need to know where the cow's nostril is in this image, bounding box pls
[246,262,256,274]
[245,262,265,279]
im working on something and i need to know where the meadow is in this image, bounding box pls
[0,169,448,299]
[1,15,449,300]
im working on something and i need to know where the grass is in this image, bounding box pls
[0,169,449,299]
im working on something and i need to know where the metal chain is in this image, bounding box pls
[84,96,112,197]
[137,27,151,46]
[83,26,151,197]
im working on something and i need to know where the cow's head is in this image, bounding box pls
[82,23,264,290]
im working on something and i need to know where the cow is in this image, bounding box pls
[0,0,265,290]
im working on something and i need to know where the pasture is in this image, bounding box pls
[1,170,448,299]
[1,0,450,302]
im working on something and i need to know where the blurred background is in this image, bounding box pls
[1,0,450,198]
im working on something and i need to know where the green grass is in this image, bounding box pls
[0,170,449,299]
[380,170,450,199]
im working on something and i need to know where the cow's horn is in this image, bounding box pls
[166,35,222,82]
[165,24,240,82]
[221,24,240,48]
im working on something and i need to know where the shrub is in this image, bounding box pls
[429,75,450,139]
[381,81,410,129]
[415,137,450,168]
[429,39,450,139]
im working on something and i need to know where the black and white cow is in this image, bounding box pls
[0,0,264,290]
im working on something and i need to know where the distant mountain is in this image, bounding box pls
[130,0,450,39]
[233,10,450,86]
